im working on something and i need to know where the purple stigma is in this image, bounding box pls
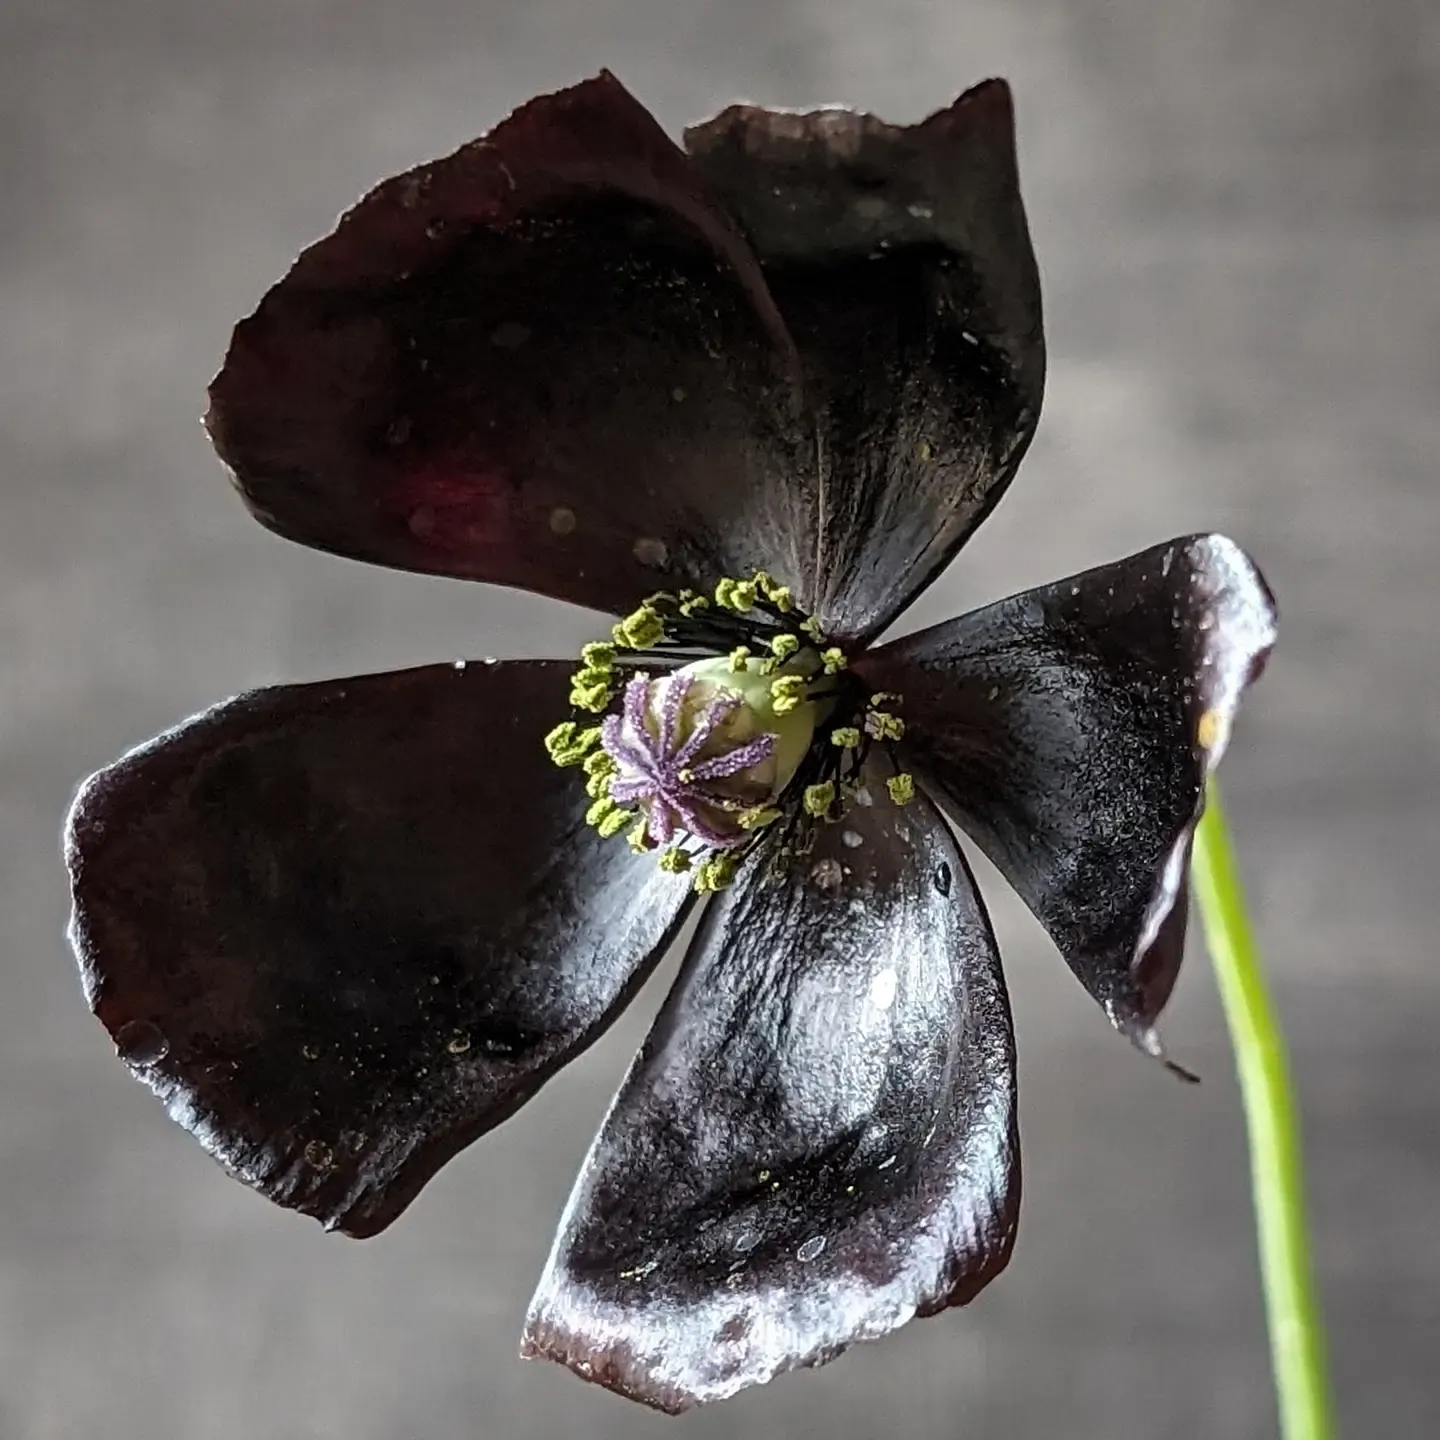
[600,672,778,850]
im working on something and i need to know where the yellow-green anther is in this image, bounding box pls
[820,647,847,675]
[728,645,751,673]
[658,847,692,874]
[626,819,653,854]
[770,675,808,714]
[545,720,603,765]
[693,853,739,893]
[679,591,710,616]
[737,805,783,831]
[887,772,916,806]
[615,605,666,649]
[585,796,618,828]
[715,578,757,612]
[584,769,613,800]
[769,633,800,662]
[830,726,861,749]
[580,641,616,668]
[800,615,825,641]
[544,722,580,763]
[866,711,906,741]
[596,806,636,839]
[868,691,900,707]
[582,749,616,777]
[803,781,835,817]
[569,680,612,713]
[752,570,795,611]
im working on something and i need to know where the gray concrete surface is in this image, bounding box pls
[3,0,1437,1435]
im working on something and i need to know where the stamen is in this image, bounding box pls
[541,567,912,887]
[887,772,916,805]
[803,781,835,817]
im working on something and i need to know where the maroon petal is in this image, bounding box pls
[856,534,1277,1055]
[522,761,1018,1411]
[65,661,692,1236]
[207,72,809,614]
[685,78,1044,641]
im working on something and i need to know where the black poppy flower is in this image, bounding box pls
[64,71,1277,1412]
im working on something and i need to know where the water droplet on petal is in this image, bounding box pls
[632,536,668,568]
[446,1032,472,1055]
[853,786,873,807]
[907,201,935,220]
[810,858,843,891]
[115,1020,168,1067]
[734,1228,760,1253]
[300,1042,321,1060]
[548,506,576,535]
[452,659,467,671]
[841,829,864,849]
[797,1235,827,1262]
[933,862,952,896]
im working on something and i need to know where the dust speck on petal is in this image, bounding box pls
[841,829,864,849]
[548,506,576,536]
[1197,708,1228,751]
[632,535,668,568]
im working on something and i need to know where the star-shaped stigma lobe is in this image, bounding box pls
[600,672,778,849]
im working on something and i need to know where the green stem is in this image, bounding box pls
[1192,780,1336,1440]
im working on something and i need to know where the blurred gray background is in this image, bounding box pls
[3,0,1437,1436]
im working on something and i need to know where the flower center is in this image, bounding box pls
[542,571,912,892]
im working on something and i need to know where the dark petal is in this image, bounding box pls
[855,534,1277,1054]
[685,79,1045,641]
[207,71,811,614]
[65,661,692,1237]
[522,763,1018,1412]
